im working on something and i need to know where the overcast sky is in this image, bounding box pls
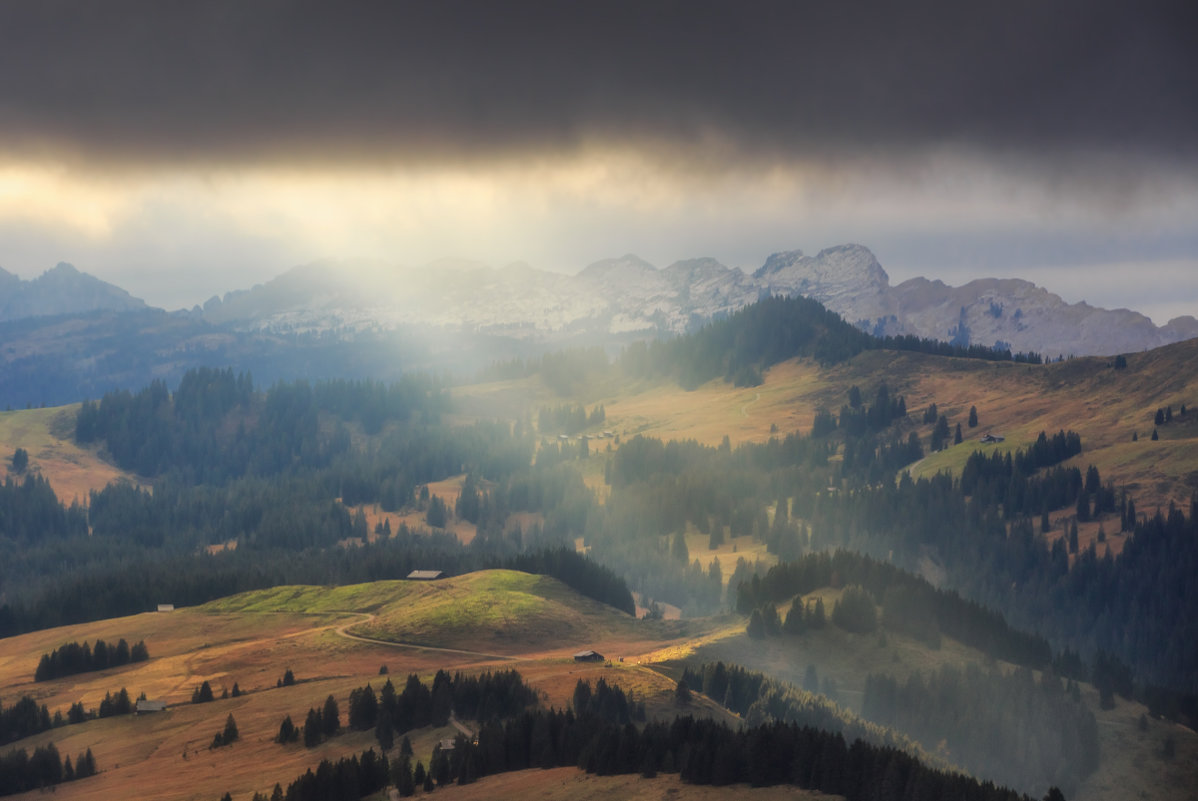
[1,0,1196,324]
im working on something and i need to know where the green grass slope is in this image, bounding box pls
[202,570,654,656]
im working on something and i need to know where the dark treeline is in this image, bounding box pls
[244,748,389,801]
[257,671,1046,801]
[2,687,137,748]
[679,662,935,766]
[0,695,51,746]
[506,549,635,616]
[75,368,449,482]
[390,681,1044,801]
[811,383,927,485]
[736,551,1053,668]
[863,664,1099,799]
[805,465,1198,695]
[480,297,1043,402]
[537,403,605,435]
[620,295,875,389]
[0,743,96,797]
[0,472,88,543]
[365,669,539,746]
[35,637,148,681]
[958,430,1083,496]
[876,333,1043,364]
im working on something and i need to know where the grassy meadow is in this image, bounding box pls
[1,571,726,801]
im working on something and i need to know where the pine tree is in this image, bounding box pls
[304,708,323,747]
[931,414,951,451]
[783,596,806,634]
[375,709,394,751]
[276,714,298,744]
[192,680,214,703]
[968,405,978,428]
[674,679,692,707]
[321,694,341,737]
[803,664,819,693]
[671,530,689,563]
[746,608,766,638]
[810,597,827,628]
[394,756,416,797]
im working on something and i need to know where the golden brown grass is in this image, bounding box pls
[0,573,739,801]
[0,405,136,504]
[4,574,1196,801]
[391,766,839,801]
[455,340,1198,512]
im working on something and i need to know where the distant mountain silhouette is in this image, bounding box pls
[0,263,146,322]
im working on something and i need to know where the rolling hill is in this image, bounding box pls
[0,572,736,801]
[2,571,1194,801]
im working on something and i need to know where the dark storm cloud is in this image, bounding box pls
[1,0,1195,167]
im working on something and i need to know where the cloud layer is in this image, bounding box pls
[2,1,1195,167]
[0,1,1195,325]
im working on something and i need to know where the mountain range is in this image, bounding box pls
[197,245,1198,358]
[3,247,1196,389]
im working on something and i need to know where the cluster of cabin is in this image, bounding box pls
[556,431,615,442]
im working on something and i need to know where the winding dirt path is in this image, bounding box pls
[740,391,761,417]
[332,613,517,662]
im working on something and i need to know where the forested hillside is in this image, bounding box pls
[1,294,1194,801]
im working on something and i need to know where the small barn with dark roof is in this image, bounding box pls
[573,650,604,662]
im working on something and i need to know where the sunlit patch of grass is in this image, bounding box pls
[200,581,416,615]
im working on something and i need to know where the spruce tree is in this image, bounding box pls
[321,694,340,737]
[276,715,297,744]
[192,680,214,703]
[303,708,323,747]
[746,608,766,638]
[968,405,978,428]
[671,530,689,563]
[394,756,415,797]
[375,709,394,751]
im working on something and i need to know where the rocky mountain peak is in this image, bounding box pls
[0,262,146,323]
[578,254,658,282]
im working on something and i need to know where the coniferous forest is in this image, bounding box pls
[1,294,1194,801]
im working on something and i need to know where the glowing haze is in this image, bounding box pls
[1,1,1195,325]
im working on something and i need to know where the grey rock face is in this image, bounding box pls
[197,247,1195,358]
